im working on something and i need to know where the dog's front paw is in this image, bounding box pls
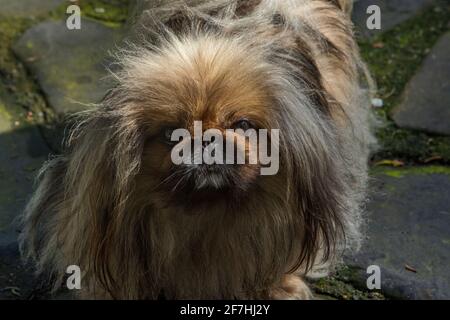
[268,275,313,300]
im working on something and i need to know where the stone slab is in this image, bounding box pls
[392,32,450,136]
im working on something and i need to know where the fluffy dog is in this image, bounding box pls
[20,0,374,299]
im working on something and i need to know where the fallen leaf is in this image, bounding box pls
[424,156,443,163]
[1,286,21,297]
[373,42,385,48]
[405,264,417,273]
[375,159,405,167]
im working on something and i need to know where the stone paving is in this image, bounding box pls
[0,91,50,300]
[352,0,437,39]
[0,0,449,300]
[14,19,123,116]
[392,32,450,136]
[345,168,450,299]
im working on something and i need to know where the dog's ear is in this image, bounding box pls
[276,92,348,272]
[19,156,68,271]
[19,104,136,293]
[18,113,118,284]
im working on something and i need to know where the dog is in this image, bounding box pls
[20,0,374,299]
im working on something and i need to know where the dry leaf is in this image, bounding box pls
[375,159,405,167]
[424,156,443,163]
[373,42,385,48]
[405,264,417,273]
[1,286,21,297]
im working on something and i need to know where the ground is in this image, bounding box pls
[0,0,449,300]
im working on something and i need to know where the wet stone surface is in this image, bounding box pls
[346,168,450,299]
[0,94,50,299]
[0,109,49,248]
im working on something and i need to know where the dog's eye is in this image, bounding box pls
[161,127,177,144]
[232,119,253,131]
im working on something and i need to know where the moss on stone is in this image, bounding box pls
[46,1,129,27]
[0,101,12,124]
[0,1,129,152]
[359,3,450,164]
[371,165,450,178]
[311,266,385,300]
[0,0,129,128]
[0,17,54,128]
[359,3,450,115]
[375,124,450,164]
[80,0,129,27]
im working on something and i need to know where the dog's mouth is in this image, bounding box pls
[193,164,237,191]
[170,164,237,192]
[161,163,258,198]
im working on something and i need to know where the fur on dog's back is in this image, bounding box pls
[20,0,374,299]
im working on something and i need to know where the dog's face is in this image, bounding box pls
[127,37,279,200]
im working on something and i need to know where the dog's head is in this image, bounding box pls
[80,32,333,204]
[67,27,347,261]
[132,36,275,198]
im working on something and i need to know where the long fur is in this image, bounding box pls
[20,0,374,299]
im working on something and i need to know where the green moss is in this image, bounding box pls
[360,3,450,163]
[47,1,129,27]
[375,124,450,164]
[310,266,385,300]
[371,165,450,178]
[0,1,129,151]
[80,0,129,27]
[0,17,54,126]
[359,3,450,115]
[0,101,12,123]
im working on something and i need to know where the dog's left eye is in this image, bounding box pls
[161,127,177,144]
[232,119,253,131]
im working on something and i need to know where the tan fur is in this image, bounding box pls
[20,0,373,299]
